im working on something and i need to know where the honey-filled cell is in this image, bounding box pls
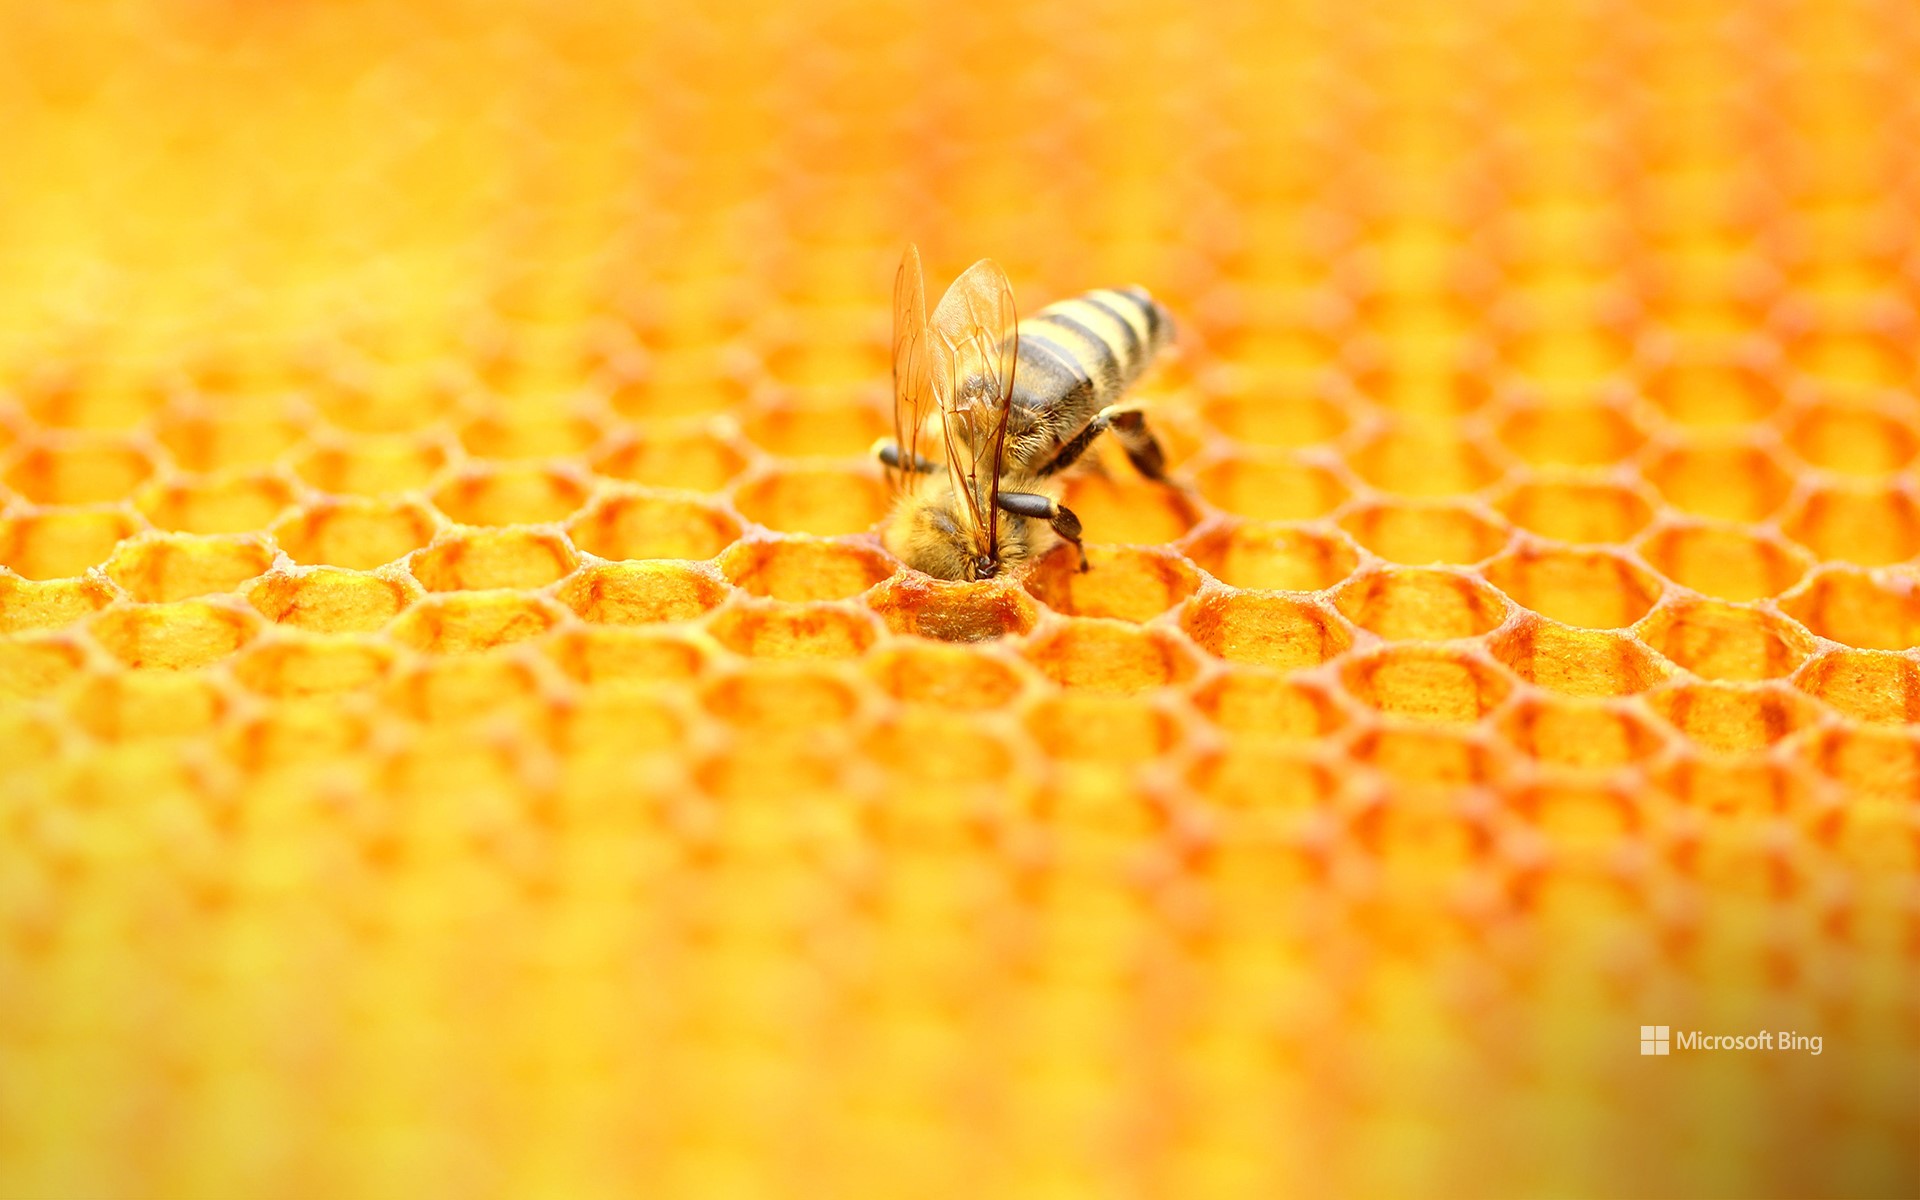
[4,5,1918,1200]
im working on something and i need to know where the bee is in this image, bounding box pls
[875,244,1176,581]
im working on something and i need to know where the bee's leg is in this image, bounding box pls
[998,491,1088,571]
[1035,406,1168,482]
[1103,408,1169,482]
[871,438,939,474]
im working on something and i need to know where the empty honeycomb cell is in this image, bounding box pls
[1183,522,1359,592]
[1800,725,1920,801]
[389,592,562,654]
[1496,695,1668,771]
[733,464,891,536]
[1180,590,1353,670]
[866,574,1041,641]
[16,372,166,431]
[558,561,730,624]
[1190,669,1346,740]
[551,689,686,759]
[1642,442,1795,522]
[720,536,895,602]
[1494,399,1645,468]
[0,708,58,768]
[593,424,750,492]
[457,410,604,461]
[1350,726,1501,787]
[1020,619,1198,693]
[232,638,395,698]
[5,438,157,504]
[1512,782,1639,847]
[272,497,441,570]
[293,436,451,496]
[1646,681,1822,755]
[431,464,591,527]
[1637,523,1811,601]
[1190,452,1349,522]
[1782,327,1913,390]
[1782,405,1919,476]
[568,491,740,562]
[1339,646,1514,723]
[1489,620,1669,697]
[102,533,276,602]
[694,741,843,802]
[1022,545,1199,623]
[1337,499,1510,566]
[225,702,372,772]
[864,712,1015,785]
[1639,600,1816,681]
[1780,483,1920,566]
[66,670,227,741]
[866,642,1027,709]
[761,329,889,390]
[409,528,578,591]
[1642,358,1785,429]
[0,507,143,580]
[156,411,306,473]
[741,395,890,458]
[0,575,116,634]
[1485,545,1664,630]
[606,349,756,421]
[1779,569,1920,650]
[1347,427,1501,497]
[702,665,861,732]
[1353,795,1492,880]
[384,654,543,724]
[136,472,300,534]
[87,601,258,669]
[1059,471,1206,544]
[1024,693,1180,763]
[1347,347,1495,418]
[1332,567,1509,641]
[1655,758,1816,817]
[247,568,415,633]
[1187,744,1340,810]
[540,625,707,686]
[312,361,465,433]
[0,636,88,698]
[708,600,881,659]
[1793,650,1920,724]
[1198,377,1353,448]
[1496,478,1655,543]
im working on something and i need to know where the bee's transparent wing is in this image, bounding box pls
[889,244,931,496]
[926,258,1018,558]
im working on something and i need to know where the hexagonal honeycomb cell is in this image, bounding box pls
[3,4,1917,1199]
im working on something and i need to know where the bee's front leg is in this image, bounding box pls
[997,491,1087,571]
[871,439,940,474]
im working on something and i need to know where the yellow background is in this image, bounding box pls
[1,1,1917,1197]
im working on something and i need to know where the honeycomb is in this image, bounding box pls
[2,1,1918,1196]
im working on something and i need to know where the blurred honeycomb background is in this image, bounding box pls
[2,1,1918,1197]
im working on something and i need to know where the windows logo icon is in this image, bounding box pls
[1641,1026,1670,1056]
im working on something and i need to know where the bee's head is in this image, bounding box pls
[884,491,1032,582]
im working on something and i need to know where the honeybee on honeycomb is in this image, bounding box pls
[875,244,1177,580]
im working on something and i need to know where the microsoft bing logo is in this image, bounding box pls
[1640,1025,1670,1055]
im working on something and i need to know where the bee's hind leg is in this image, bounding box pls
[1036,406,1168,483]
[997,491,1088,571]
[1103,408,1168,482]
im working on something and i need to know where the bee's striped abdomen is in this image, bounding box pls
[1011,286,1172,424]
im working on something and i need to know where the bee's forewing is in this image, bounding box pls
[927,258,1017,552]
